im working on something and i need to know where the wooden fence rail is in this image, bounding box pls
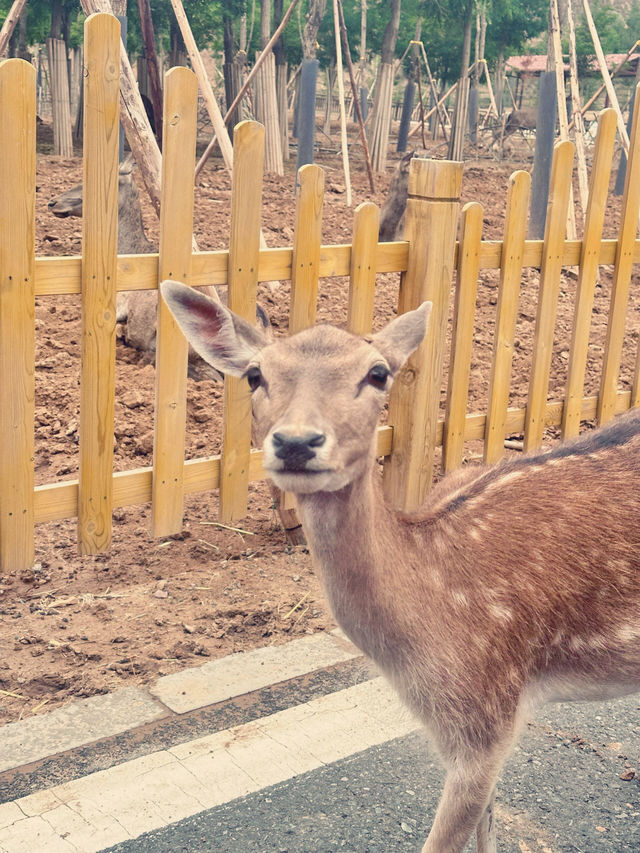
[1,12,640,572]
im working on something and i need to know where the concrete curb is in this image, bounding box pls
[0,630,360,775]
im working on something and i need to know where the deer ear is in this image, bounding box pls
[371,302,432,375]
[160,280,268,376]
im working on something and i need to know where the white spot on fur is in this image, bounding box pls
[488,603,514,623]
[451,590,469,608]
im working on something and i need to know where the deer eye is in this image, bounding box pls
[246,366,262,391]
[366,364,390,390]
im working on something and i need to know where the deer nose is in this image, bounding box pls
[272,431,326,470]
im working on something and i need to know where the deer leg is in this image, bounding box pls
[421,752,504,853]
[475,788,496,853]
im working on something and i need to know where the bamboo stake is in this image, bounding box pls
[194,0,302,180]
[170,0,233,172]
[332,0,351,206]
[417,41,449,141]
[582,0,630,153]
[0,0,27,57]
[568,42,639,131]
[550,0,577,240]
[566,0,588,216]
[336,0,375,194]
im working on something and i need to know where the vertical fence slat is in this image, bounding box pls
[347,202,379,335]
[0,59,36,572]
[152,67,198,537]
[523,139,575,452]
[484,170,531,464]
[290,164,324,333]
[77,13,120,555]
[597,85,640,426]
[219,121,265,523]
[561,108,617,438]
[383,158,463,511]
[443,201,482,472]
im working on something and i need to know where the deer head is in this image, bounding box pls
[161,280,431,494]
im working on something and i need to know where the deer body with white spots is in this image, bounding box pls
[161,279,640,853]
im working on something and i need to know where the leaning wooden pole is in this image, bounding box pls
[137,0,164,144]
[566,0,589,215]
[336,0,375,193]
[194,0,301,180]
[170,0,234,172]
[550,0,577,239]
[80,0,163,215]
[332,0,351,205]
[582,0,629,153]
[0,0,27,57]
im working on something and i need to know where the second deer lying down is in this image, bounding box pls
[161,280,640,853]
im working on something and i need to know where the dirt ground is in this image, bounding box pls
[1,124,638,724]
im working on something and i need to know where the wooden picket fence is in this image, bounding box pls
[2,13,640,573]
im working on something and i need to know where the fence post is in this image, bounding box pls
[0,59,36,572]
[152,67,198,537]
[77,13,120,555]
[219,121,265,523]
[383,157,462,512]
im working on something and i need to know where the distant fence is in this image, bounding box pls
[1,13,640,572]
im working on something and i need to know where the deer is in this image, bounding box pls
[48,156,221,372]
[160,279,640,853]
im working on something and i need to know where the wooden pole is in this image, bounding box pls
[582,0,630,153]
[136,0,164,144]
[383,158,463,509]
[408,64,475,139]
[332,0,351,205]
[80,0,163,216]
[568,42,639,131]
[0,0,27,57]
[170,0,234,172]
[194,0,301,180]
[418,42,449,141]
[550,0,577,239]
[336,0,374,193]
[566,0,589,215]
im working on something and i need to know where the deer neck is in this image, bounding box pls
[294,455,423,666]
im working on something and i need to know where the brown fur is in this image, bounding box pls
[160,281,640,853]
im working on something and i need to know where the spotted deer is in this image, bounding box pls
[161,280,640,853]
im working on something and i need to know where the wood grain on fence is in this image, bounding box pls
[219,121,265,522]
[77,13,120,555]
[443,201,482,472]
[152,67,198,536]
[290,164,325,332]
[598,87,640,425]
[0,59,36,572]
[347,202,379,335]
[524,139,575,451]
[4,37,640,569]
[383,159,463,512]
[562,108,617,439]
[484,170,530,464]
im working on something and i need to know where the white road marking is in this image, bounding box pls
[0,678,418,853]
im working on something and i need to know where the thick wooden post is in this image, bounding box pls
[77,14,120,555]
[0,59,36,571]
[152,67,198,537]
[383,158,462,512]
[219,121,265,523]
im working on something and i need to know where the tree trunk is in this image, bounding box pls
[255,0,284,175]
[296,0,327,168]
[370,0,401,172]
[495,46,505,116]
[137,0,163,144]
[0,0,28,58]
[448,0,473,160]
[273,0,289,159]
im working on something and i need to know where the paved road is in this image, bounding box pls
[1,633,639,853]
